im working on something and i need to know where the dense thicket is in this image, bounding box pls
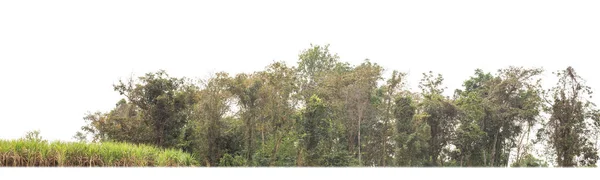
[73,44,600,167]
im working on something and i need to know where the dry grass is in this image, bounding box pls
[0,139,198,167]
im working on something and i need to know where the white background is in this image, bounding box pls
[1,0,599,171]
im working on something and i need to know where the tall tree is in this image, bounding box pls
[228,73,266,162]
[452,69,494,166]
[260,62,300,166]
[77,99,153,144]
[537,66,600,167]
[299,94,331,166]
[248,62,301,166]
[112,70,197,148]
[341,60,383,165]
[192,72,232,166]
[395,95,431,166]
[453,67,544,167]
[297,44,340,101]
[368,70,406,166]
[418,71,459,166]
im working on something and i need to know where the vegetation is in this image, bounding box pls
[0,139,197,167]
[3,44,599,167]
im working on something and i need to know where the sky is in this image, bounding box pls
[1,0,599,145]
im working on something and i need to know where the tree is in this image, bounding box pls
[537,66,600,167]
[341,60,383,166]
[379,71,406,166]
[191,72,232,166]
[113,70,198,148]
[255,62,300,166]
[395,96,430,166]
[418,71,459,166]
[452,69,494,166]
[227,73,265,162]
[297,44,340,102]
[511,153,548,167]
[23,130,46,143]
[218,153,248,167]
[76,99,153,144]
[299,94,331,166]
[453,67,544,167]
[73,131,87,142]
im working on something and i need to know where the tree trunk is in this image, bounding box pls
[381,98,392,167]
[296,148,303,166]
[358,108,363,166]
[261,128,265,146]
[504,146,510,167]
[348,132,354,153]
[156,123,164,147]
[382,130,386,166]
[482,149,487,166]
[515,132,525,165]
[431,150,439,166]
[247,122,254,161]
[269,133,283,166]
[490,130,499,167]
[560,126,573,167]
[515,124,531,166]
[467,155,472,167]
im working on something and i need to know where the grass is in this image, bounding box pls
[0,139,198,167]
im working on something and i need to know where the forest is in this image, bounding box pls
[7,44,597,167]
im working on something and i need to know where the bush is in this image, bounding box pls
[218,153,247,167]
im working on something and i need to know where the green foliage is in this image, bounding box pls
[537,66,600,167]
[23,130,46,143]
[0,139,197,167]
[300,95,331,166]
[77,101,153,144]
[112,70,198,148]
[418,72,458,166]
[511,154,548,167]
[189,72,233,166]
[48,44,598,167]
[219,153,247,167]
[452,67,544,167]
[297,44,339,83]
[394,96,432,166]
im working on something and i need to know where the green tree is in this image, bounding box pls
[227,73,266,162]
[299,94,331,166]
[418,71,459,166]
[188,72,233,166]
[255,62,300,166]
[113,70,198,148]
[76,99,153,144]
[297,44,340,101]
[373,70,406,166]
[395,96,430,166]
[511,154,548,167]
[218,153,248,167]
[23,130,46,143]
[537,66,600,167]
[341,60,383,166]
[453,67,544,167]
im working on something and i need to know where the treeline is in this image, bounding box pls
[74,44,600,167]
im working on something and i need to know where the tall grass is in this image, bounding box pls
[0,139,198,167]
